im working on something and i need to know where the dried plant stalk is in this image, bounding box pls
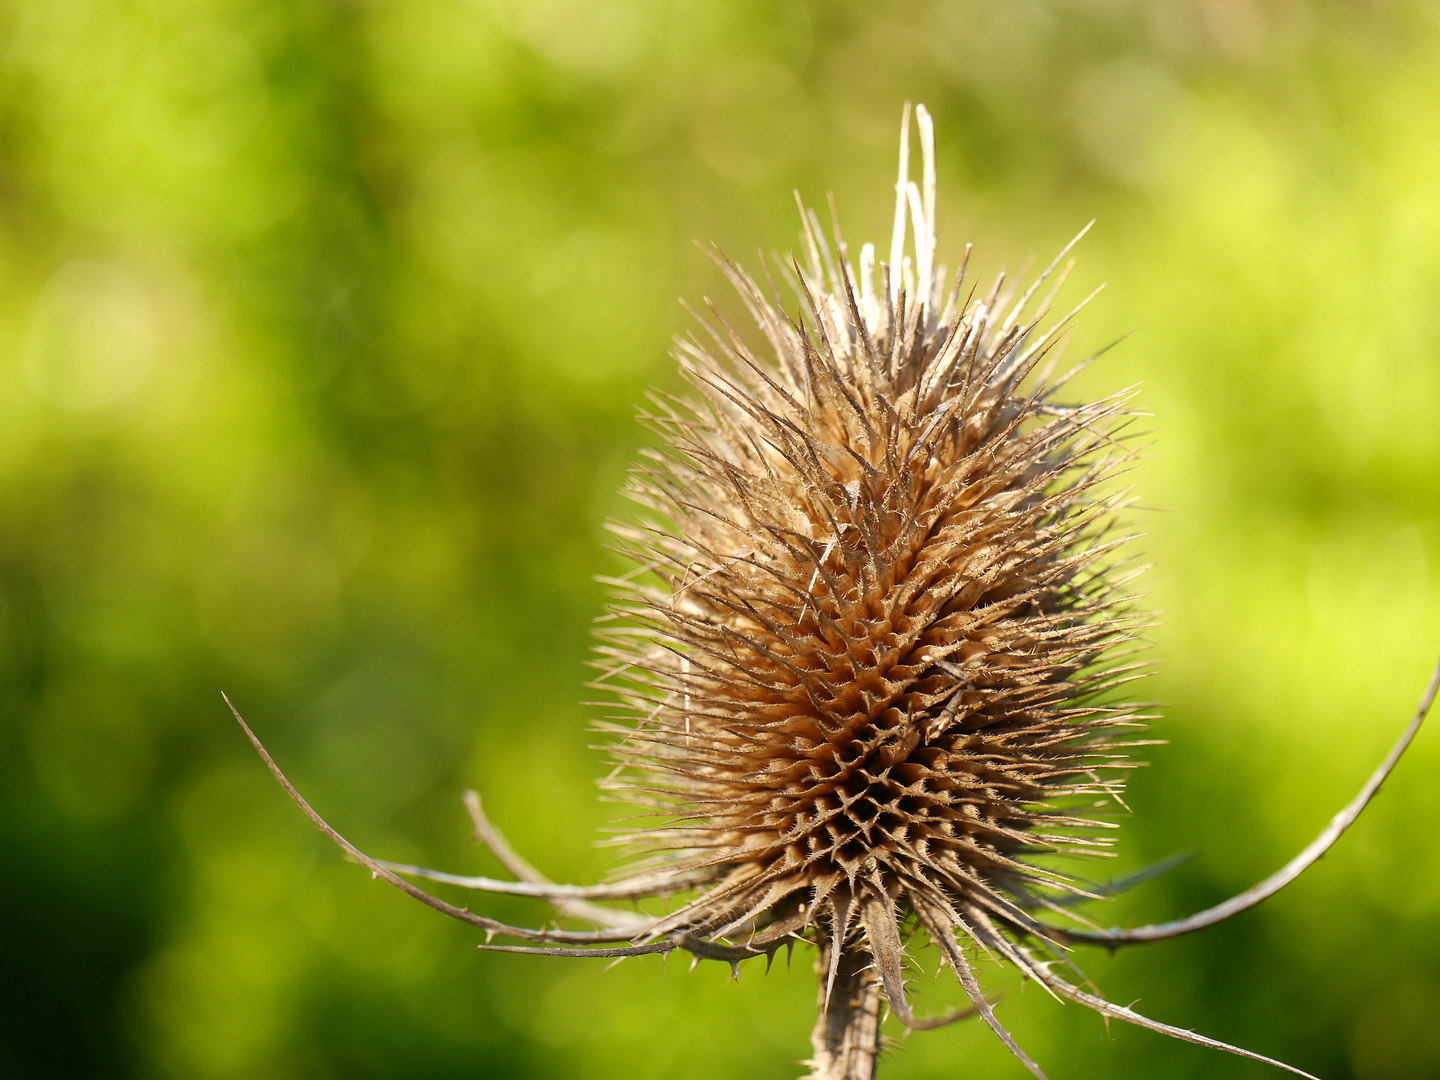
[808,943,884,1080]
[229,104,1440,1080]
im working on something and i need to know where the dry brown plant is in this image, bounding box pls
[229,105,1440,1080]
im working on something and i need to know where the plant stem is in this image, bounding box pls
[805,943,883,1080]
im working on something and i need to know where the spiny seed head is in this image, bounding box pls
[595,105,1147,1005]
[233,101,1432,1080]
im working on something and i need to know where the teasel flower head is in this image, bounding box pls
[230,104,1440,1080]
[594,102,1148,1070]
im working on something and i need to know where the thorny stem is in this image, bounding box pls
[806,944,884,1080]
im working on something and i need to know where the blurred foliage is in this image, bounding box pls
[1,1,1438,1078]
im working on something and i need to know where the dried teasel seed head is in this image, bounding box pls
[594,103,1150,1072]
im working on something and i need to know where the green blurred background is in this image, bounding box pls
[2,1,1438,1077]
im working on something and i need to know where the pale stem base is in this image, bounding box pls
[805,944,883,1080]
